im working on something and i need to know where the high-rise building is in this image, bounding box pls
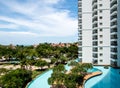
[78,0,111,65]
[110,0,120,67]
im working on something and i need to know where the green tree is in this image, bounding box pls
[0,69,32,88]
[35,59,48,70]
[48,64,66,88]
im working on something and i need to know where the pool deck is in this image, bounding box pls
[79,71,102,88]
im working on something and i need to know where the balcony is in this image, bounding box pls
[92,22,98,28]
[110,11,117,17]
[110,25,117,29]
[111,54,117,59]
[92,0,97,5]
[93,53,98,58]
[111,3,117,10]
[92,29,98,34]
[111,18,117,23]
[111,60,117,67]
[111,41,117,46]
[92,10,97,16]
[93,41,98,46]
[110,28,117,33]
[92,3,97,11]
[111,47,117,53]
[110,6,117,14]
[110,0,117,8]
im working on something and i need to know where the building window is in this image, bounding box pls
[99,35,103,38]
[99,22,103,25]
[99,4,102,7]
[99,10,102,13]
[100,53,103,56]
[100,41,103,44]
[100,29,103,31]
[99,47,103,50]
[100,59,103,62]
[99,16,103,19]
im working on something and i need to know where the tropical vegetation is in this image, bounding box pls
[48,61,93,88]
[0,43,78,87]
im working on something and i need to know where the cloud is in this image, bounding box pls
[0,0,77,44]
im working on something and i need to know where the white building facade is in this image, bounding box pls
[78,0,111,65]
[110,0,120,67]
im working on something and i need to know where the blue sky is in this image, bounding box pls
[0,0,78,45]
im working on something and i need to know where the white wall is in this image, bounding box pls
[82,30,92,46]
[82,0,92,13]
[82,47,92,63]
[82,14,92,29]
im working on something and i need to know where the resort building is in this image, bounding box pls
[110,0,120,67]
[78,0,111,65]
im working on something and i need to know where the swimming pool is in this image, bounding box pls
[84,66,120,88]
[27,64,71,88]
[27,64,99,88]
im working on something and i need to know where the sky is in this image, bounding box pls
[0,0,78,45]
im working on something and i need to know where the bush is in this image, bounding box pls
[0,69,32,88]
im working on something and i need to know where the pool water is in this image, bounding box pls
[85,66,120,88]
[27,65,99,88]
[28,64,71,88]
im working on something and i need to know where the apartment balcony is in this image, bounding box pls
[110,0,117,7]
[92,10,97,17]
[92,29,98,34]
[92,3,97,11]
[111,48,117,53]
[92,0,97,5]
[111,18,117,23]
[93,53,98,58]
[111,41,117,46]
[111,7,117,15]
[92,58,98,64]
[78,0,82,2]
[92,15,97,21]
[111,3,117,10]
[111,59,117,67]
[92,22,98,29]
[110,25,117,29]
[93,41,98,46]
[110,28,117,33]
[111,54,117,60]
[110,11,117,16]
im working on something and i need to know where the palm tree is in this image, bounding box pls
[35,59,48,70]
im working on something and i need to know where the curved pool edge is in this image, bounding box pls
[83,69,103,88]
[26,69,52,88]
